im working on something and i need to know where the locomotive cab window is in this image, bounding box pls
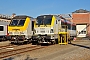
[61,21,65,28]
[18,20,25,26]
[0,26,4,31]
[9,19,19,26]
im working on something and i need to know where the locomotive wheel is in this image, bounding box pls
[11,42,14,44]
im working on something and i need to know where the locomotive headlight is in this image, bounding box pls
[50,29,54,33]
[20,32,24,34]
[9,32,12,34]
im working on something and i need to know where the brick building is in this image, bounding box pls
[72,9,90,37]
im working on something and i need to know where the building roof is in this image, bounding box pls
[72,9,90,13]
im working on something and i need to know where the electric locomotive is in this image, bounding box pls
[31,15,76,45]
[8,15,34,44]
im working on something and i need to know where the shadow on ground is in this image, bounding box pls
[70,43,90,49]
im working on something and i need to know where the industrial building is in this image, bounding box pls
[72,9,90,37]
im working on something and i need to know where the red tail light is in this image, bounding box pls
[7,33,9,36]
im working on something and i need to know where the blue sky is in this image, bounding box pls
[0,0,90,17]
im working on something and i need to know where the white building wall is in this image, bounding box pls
[77,24,87,37]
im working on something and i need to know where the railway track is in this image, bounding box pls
[0,43,34,53]
[0,45,46,59]
[0,44,17,50]
[0,43,32,50]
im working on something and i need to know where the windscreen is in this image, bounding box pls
[9,19,25,26]
[18,20,25,26]
[36,15,52,25]
[10,19,19,26]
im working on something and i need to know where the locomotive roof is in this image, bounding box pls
[65,20,76,25]
[38,15,60,20]
[37,15,53,17]
[0,21,10,26]
[65,20,71,24]
[13,15,33,19]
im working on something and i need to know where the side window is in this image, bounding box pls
[72,25,76,30]
[0,26,4,31]
[56,20,57,24]
[32,21,34,31]
[67,24,71,29]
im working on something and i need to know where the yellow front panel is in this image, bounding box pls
[8,17,30,31]
[51,16,56,27]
